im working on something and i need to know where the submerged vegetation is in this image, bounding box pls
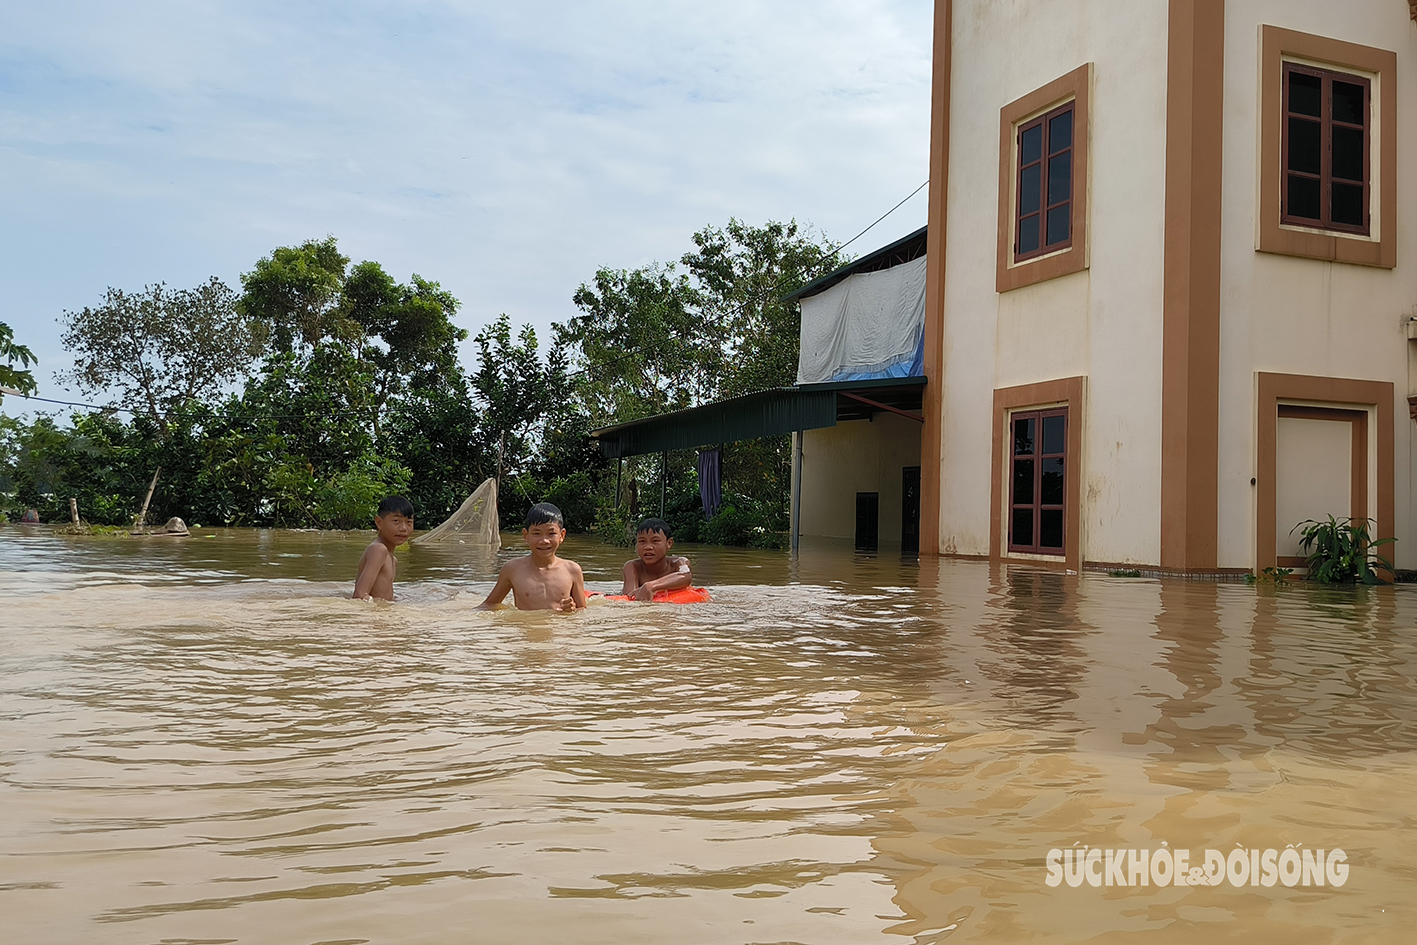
[1,221,841,543]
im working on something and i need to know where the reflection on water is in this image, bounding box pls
[1,528,1414,943]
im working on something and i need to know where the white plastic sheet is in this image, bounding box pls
[795,254,927,385]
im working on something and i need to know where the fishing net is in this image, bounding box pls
[413,477,501,549]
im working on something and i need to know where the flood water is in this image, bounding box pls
[2,527,1415,944]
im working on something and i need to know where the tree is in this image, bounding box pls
[562,263,717,424]
[682,218,842,397]
[0,322,37,395]
[58,278,263,427]
[239,239,467,443]
[471,313,566,481]
[238,237,351,353]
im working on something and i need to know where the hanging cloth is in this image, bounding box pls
[698,448,722,519]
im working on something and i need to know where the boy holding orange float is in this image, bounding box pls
[614,518,710,603]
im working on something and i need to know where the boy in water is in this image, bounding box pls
[620,518,693,601]
[477,502,587,611]
[353,496,415,601]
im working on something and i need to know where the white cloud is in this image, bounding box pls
[0,0,932,405]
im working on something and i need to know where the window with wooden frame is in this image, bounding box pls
[1015,103,1075,260]
[1258,27,1395,268]
[996,63,1091,293]
[1008,408,1067,555]
[1282,63,1369,234]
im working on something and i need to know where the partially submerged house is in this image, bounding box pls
[596,0,1417,576]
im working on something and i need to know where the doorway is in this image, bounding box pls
[855,492,879,553]
[901,466,921,555]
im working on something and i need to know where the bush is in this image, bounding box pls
[1293,515,1395,584]
[593,501,635,546]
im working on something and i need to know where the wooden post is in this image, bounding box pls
[659,451,666,517]
[133,467,161,532]
[615,457,623,509]
[69,497,80,528]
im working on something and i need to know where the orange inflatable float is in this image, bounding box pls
[594,587,713,604]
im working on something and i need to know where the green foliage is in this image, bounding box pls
[238,237,351,352]
[58,278,262,426]
[1293,515,1395,584]
[701,501,789,549]
[1108,569,1144,578]
[593,500,635,547]
[0,321,38,395]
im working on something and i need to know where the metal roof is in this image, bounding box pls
[590,376,926,458]
[782,225,928,303]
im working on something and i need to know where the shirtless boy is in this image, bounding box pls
[353,496,414,601]
[620,518,692,601]
[477,503,587,611]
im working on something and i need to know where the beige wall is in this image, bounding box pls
[1218,0,1417,568]
[799,414,921,544]
[939,0,1170,564]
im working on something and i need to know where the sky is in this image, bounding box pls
[0,0,934,410]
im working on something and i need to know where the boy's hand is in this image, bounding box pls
[632,584,654,601]
[553,594,576,612]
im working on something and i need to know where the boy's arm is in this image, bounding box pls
[353,545,389,599]
[476,565,515,610]
[620,560,639,596]
[570,562,588,610]
[633,556,693,599]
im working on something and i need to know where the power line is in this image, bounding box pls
[0,390,370,422]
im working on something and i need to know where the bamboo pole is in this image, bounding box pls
[69,497,80,528]
[133,467,161,532]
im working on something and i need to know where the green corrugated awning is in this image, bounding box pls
[590,376,926,458]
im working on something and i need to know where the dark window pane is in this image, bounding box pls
[1041,415,1065,454]
[1041,457,1065,505]
[1040,509,1064,549]
[1331,182,1364,226]
[1287,174,1321,220]
[1012,507,1035,548]
[1013,417,1035,455]
[1048,109,1073,152]
[1046,205,1070,247]
[1047,151,1071,205]
[1288,70,1321,116]
[1021,124,1042,165]
[1018,215,1040,254]
[1013,459,1035,503]
[1020,164,1041,214]
[1331,125,1363,181]
[1332,80,1364,125]
[1287,117,1321,174]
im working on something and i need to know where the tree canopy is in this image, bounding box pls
[58,278,263,427]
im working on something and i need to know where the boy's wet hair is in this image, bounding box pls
[377,496,414,518]
[525,502,565,529]
[635,518,672,539]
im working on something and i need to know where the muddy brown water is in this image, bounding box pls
[1,527,1415,944]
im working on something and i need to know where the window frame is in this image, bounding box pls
[995,63,1091,293]
[1258,26,1395,268]
[989,376,1085,572]
[1279,62,1370,236]
[1014,103,1076,262]
[1007,407,1068,556]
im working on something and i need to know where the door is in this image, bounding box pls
[1008,408,1067,555]
[901,466,921,555]
[855,492,879,553]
